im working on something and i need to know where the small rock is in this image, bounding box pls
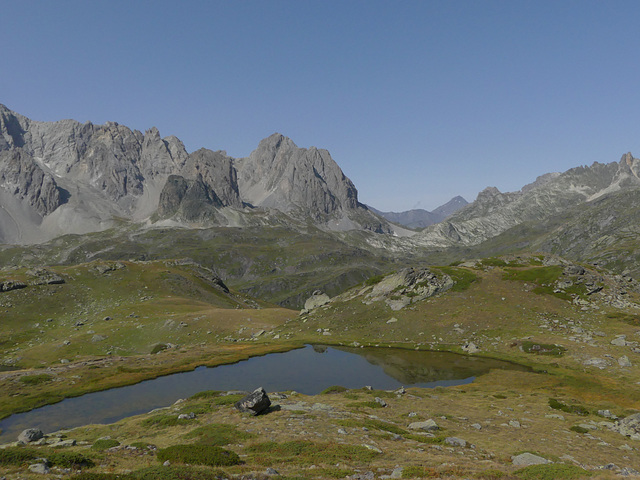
[445,437,467,447]
[619,356,632,367]
[471,423,482,430]
[509,420,521,428]
[374,397,387,407]
[338,428,347,435]
[265,467,279,475]
[163,460,171,466]
[178,413,196,420]
[362,444,383,453]
[386,317,398,324]
[461,342,480,354]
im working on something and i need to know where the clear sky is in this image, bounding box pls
[2,0,640,212]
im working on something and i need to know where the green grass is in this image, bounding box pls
[336,418,407,435]
[548,398,590,416]
[606,312,640,326]
[156,445,240,467]
[0,447,94,468]
[140,414,196,428]
[521,341,566,357]
[432,266,479,292]
[182,423,253,446]
[401,465,438,478]
[364,274,386,286]
[569,425,589,434]
[19,373,53,385]
[514,464,592,479]
[320,385,348,394]
[91,438,121,450]
[189,390,222,400]
[246,440,381,466]
[503,266,563,286]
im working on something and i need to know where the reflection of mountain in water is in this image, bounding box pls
[334,347,530,385]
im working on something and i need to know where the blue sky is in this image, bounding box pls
[2,0,640,211]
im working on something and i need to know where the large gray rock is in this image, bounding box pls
[408,419,439,432]
[613,413,640,440]
[304,291,331,311]
[234,387,271,415]
[511,452,551,466]
[18,428,44,443]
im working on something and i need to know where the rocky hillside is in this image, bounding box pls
[0,105,391,244]
[415,154,640,248]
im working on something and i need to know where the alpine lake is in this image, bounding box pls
[0,345,529,443]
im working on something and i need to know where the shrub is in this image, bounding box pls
[183,423,253,446]
[364,274,385,286]
[548,398,589,416]
[521,341,566,357]
[514,464,592,479]
[0,447,38,465]
[320,385,348,394]
[189,390,221,400]
[401,465,439,478]
[91,438,121,450]
[20,374,53,385]
[156,445,240,467]
[151,344,169,354]
[47,451,95,468]
[140,414,195,428]
[246,440,380,465]
[569,425,589,434]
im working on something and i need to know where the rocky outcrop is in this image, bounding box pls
[364,267,454,310]
[0,149,62,215]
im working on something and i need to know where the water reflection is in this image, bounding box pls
[0,345,528,442]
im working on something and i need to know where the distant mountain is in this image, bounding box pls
[414,153,640,249]
[370,196,468,229]
[0,105,392,244]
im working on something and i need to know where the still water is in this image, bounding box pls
[0,345,528,442]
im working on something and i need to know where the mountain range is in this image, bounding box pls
[2,104,640,288]
[369,196,469,229]
[0,105,395,244]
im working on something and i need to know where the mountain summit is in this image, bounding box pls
[0,106,390,244]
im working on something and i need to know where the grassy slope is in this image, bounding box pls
[1,254,640,478]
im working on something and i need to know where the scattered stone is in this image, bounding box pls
[512,452,551,466]
[445,437,467,447]
[578,423,597,431]
[461,342,480,354]
[374,397,387,407]
[509,420,521,428]
[386,317,398,324]
[234,387,271,415]
[380,467,403,479]
[163,460,171,467]
[611,336,628,347]
[178,413,196,420]
[619,356,632,367]
[265,467,279,475]
[338,428,347,435]
[0,280,27,292]
[545,414,565,420]
[408,420,439,431]
[28,463,50,474]
[394,386,406,395]
[18,428,44,443]
[362,444,382,453]
[471,423,482,430]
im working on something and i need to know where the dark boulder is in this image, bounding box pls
[234,387,271,415]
